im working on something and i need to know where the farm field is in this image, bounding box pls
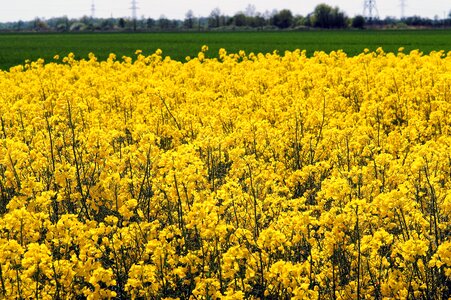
[0,46,450,299]
[1,30,451,70]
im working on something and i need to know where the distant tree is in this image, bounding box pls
[118,18,126,28]
[352,15,366,29]
[261,9,274,22]
[184,10,195,29]
[158,15,171,30]
[56,23,67,31]
[171,20,180,29]
[17,20,24,31]
[383,16,397,26]
[33,18,49,31]
[197,17,208,30]
[312,4,332,28]
[404,15,432,26]
[293,16,306,28]
[304,14,313,27]
[100,18,115,31]
[63,16,70,30]
[272,9,294,29]
[312,4,348,28]
[80,15,92,27]
[233,12,247,27]
[250,14,267,28]
[208,7,221,28]
[69,22,87,31]
[49,16,70,31]
[146,18,155,29]
[332,7,348,28]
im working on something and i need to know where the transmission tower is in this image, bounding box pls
[91,1,96,18]
[130,0,139,31]
[130,0,138,21]
[363,0,379,21]
[400,0,406,19]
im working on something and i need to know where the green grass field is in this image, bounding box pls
[1,30,451,70]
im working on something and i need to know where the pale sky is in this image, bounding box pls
[0,0,450,22]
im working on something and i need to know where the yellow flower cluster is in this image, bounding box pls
[0,46,450,299]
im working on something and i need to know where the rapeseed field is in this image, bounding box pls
[0,47,450,299]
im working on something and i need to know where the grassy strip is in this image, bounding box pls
[1,30,451,70]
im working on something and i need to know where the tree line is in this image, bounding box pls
[1,4,450,32]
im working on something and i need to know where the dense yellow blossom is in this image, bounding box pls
[0,47,450,299]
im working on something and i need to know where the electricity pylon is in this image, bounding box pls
[91,1,95,19]
[363,0,379,21]
[130,0,138,31]
[400,0,406,19]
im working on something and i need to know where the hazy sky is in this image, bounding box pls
[0,0,450,22]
